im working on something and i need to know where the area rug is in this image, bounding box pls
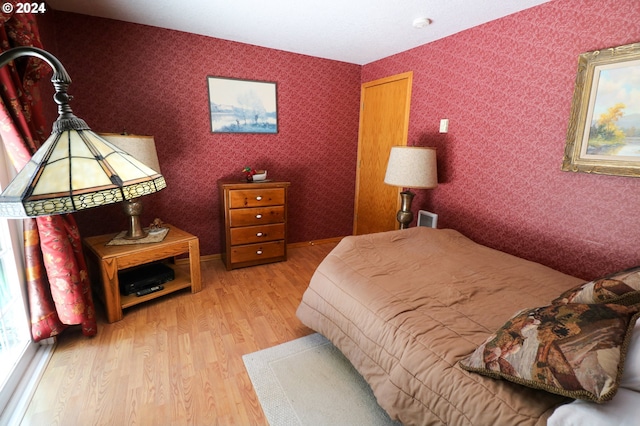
[242,333,401,426]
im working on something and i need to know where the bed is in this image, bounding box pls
[296,227,640,425]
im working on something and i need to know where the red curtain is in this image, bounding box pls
[0,3,97,340]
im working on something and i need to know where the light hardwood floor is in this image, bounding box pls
[21,242,338,425]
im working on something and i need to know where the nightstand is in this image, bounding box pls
[83,224,201,323]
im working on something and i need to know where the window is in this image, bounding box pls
[0,221,29,374]
[0,139,54,423]
[0,210,34,414]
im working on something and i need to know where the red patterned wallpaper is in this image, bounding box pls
[42,12,361,256]
[40,0,639,280]
[363,0,640,279]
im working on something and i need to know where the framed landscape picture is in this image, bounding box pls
[562,42,640,177]
[207,77,278,134]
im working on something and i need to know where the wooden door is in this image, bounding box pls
[353,72,413,235]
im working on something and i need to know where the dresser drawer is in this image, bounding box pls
[230,223,285,245]
[229,206,285,227]
[230,241,285,264]
[229,188,285,208]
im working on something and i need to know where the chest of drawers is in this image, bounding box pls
[219,180,290,270]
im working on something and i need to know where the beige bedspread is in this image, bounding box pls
[296,227,585,425]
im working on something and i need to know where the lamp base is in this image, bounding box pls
[396,190,415,229]
[122,199,147,240]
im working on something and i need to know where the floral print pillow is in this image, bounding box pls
[552,266,640,306]
[459,303,640,403]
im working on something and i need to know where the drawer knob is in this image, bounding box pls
[256,232,264,237]
[256,250,263,255]
[256,214,263,219]
[256,196,263,201]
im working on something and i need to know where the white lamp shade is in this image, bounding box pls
[99,133,161,173]
[384,146,438,189]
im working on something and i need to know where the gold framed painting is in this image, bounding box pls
[562,42,640,177]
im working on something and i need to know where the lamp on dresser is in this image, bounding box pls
[99,133,163,239]
[0,47,166,219]
[384,146,438,229]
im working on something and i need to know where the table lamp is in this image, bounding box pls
[0,47,166,219]
[384,146,438,229]
[99,133,162,239]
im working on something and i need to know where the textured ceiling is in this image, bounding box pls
[47,0,551,65]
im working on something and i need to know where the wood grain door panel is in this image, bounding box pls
[354,72,413,235]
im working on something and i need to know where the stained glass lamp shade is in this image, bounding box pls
[0,47,166,218]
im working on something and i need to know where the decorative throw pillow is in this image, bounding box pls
[459,303,640,403]
[620,318,640,392]
[552,266,640,306]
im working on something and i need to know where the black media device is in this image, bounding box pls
[118,262,175,295]
[136,285,164,297]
